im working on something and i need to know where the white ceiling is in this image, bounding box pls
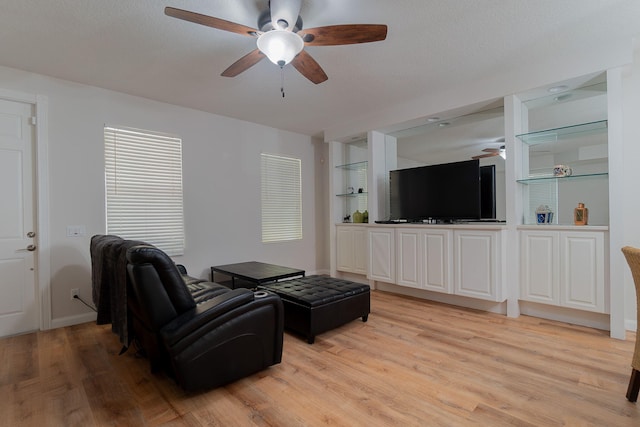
[0,0,638,141]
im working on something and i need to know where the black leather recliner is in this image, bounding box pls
[125,245,284,391]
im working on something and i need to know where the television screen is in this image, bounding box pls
[390,159,481,221]
[480,165,496,219]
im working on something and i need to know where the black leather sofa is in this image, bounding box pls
[90,235,284,391]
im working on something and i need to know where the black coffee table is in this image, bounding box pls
[210,261,305,289]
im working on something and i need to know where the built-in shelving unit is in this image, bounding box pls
[335,192,368,197]
[515,120,607,144]
[335,161,368,171]
[335,160,368,221]
[516,91,609,226]
[514,80,610,321]
[330,140,370,280]
[516,172,608,184]
[329,73,622,337]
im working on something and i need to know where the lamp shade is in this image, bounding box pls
[257,30,304,67]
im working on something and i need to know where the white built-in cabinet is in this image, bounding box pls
[513,79,611,320]
[368,227,395,283]
[370,225,506,302]
[396,228,422,288]
[421,229,453,293]
[336,225,368,275]
[454,229,506,301]
[329,73,619,336]
[519,230,558,305]
[396,228,452,292]
[520,228,607,313]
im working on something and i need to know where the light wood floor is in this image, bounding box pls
[1,290,639,426]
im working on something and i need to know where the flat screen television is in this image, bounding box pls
[480,165,496,219]
[389,159,482,221]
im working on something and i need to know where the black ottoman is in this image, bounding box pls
[259,275,370,344]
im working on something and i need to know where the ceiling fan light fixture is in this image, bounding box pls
[257,30,304,67]
[165,5,386,84]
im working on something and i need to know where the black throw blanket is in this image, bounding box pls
[90,234,147,347]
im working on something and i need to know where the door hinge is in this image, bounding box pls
[30,116,37,125]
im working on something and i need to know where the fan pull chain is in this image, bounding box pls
[280,67,285,98]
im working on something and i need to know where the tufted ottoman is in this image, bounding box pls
[258,275,370,344]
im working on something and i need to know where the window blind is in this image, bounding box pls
[105,126,185,255]
[261,153,302,242]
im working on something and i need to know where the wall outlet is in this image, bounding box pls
[70,288,79,300]
[66,225,86,237]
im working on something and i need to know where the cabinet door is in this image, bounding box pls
[422,229,452,293]
[560,231,606,313]
[368,228,395,283]
[454,230,503,301]
[396,229,421,288]
[353,227,368,275]
[336,226,354,272]
[520,230,559,305]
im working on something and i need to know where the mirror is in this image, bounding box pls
[385,104,507,221]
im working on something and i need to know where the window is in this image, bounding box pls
[104,126,185,255]
[261,153,302,242]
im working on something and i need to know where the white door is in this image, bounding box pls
[0,98,37,337]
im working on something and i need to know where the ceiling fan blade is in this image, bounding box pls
[291,50,328,84]
[299,24,388,46]
[472,152,500,160]
[165,7,259,37]
[221,49,265,77]
[482,148,500,153]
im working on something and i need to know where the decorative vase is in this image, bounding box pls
[535,205,553,224]
[353,210,363,223]
[574,203,588,225]
[363,210,369,223]
[553,164,572,177]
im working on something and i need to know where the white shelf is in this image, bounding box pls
[516,120,607,145]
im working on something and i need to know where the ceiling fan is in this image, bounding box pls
[165,0,388,84]
[472,144,505,160]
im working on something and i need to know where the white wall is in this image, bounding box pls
[621,40,640,331]
[0,65,325,328]
[323,34,634,143]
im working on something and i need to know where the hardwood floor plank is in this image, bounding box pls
[1,290,638,426]
[102,344,183,424]
[82,371,146,426]
[1,377,45,426]
[0,333,38,386]
[468,403,539,427]
[278,345,450,426]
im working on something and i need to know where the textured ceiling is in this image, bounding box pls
[0,0,638,141]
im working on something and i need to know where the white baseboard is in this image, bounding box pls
[50,312,97,330]
[519,301,610,331]
[307,268,330,276]
[374,281,508,314]
[334,271,370,285]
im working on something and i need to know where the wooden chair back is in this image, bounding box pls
[621,246,640,402]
